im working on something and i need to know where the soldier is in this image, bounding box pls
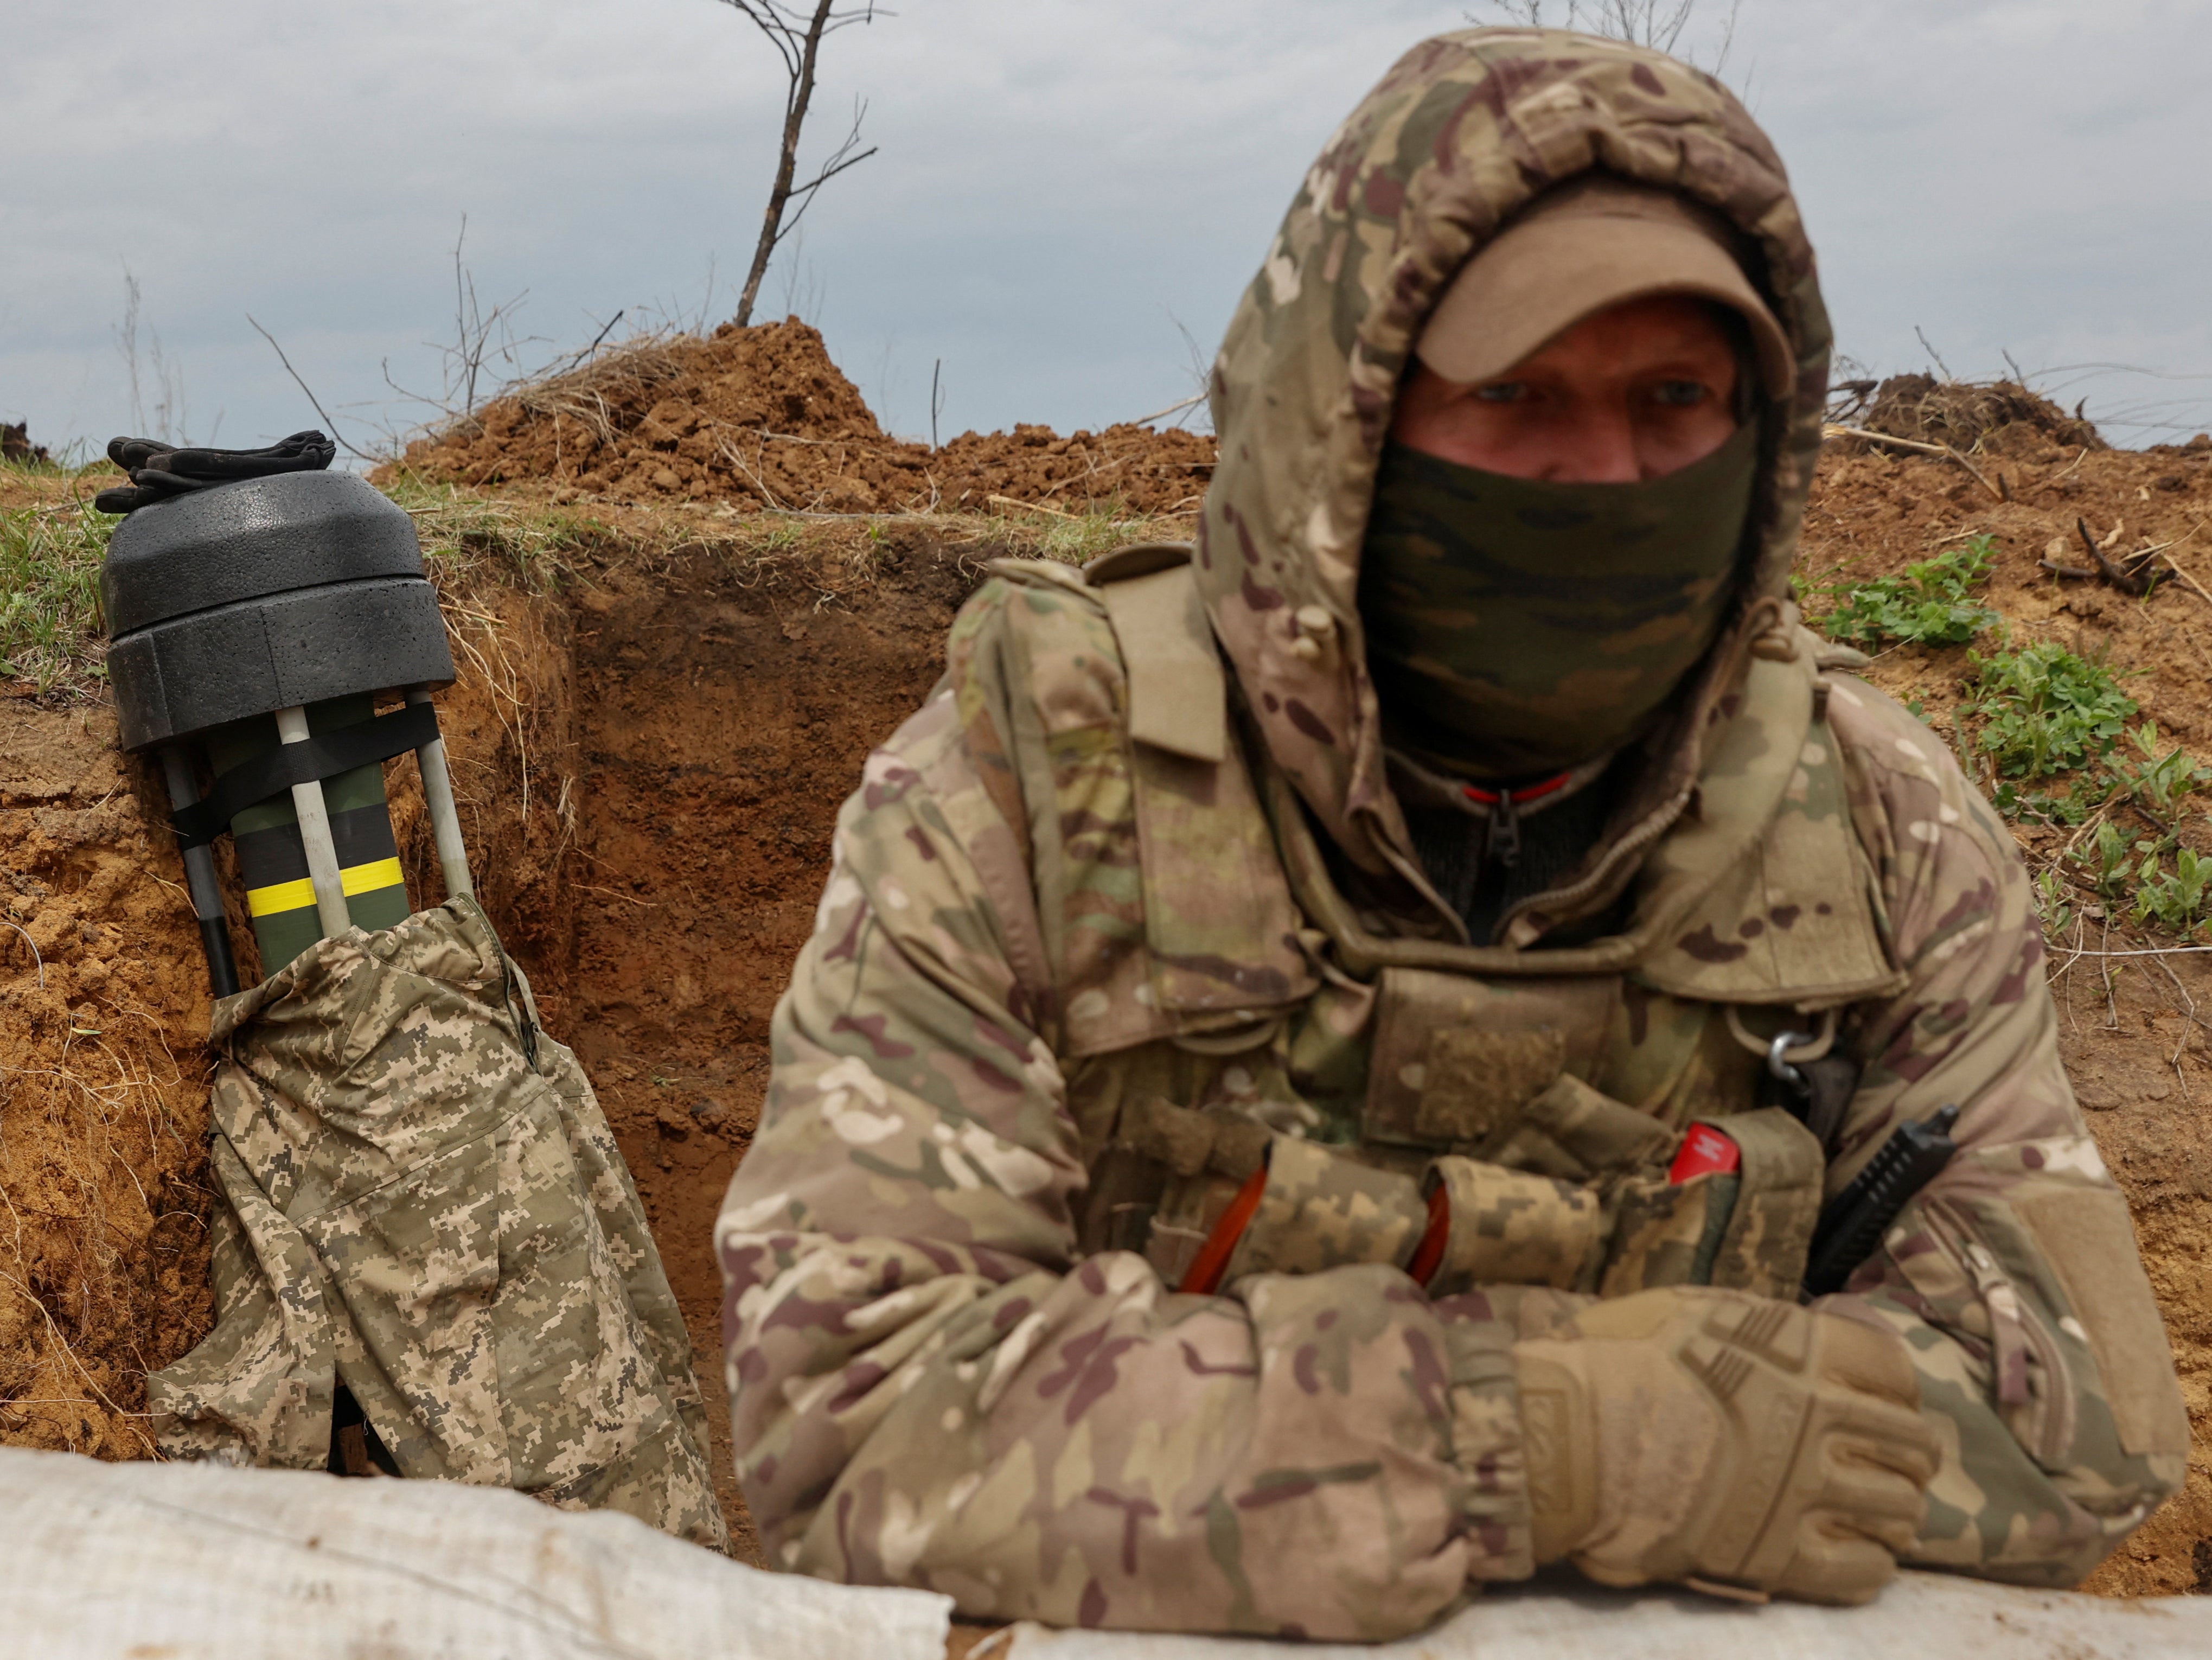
[715,24,2186,1639]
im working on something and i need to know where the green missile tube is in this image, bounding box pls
[202,694,412,974]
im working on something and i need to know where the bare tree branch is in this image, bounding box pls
[1471,0,1740,74]
[246,315,378,461]
[715,0,884,327]
[770,98,877,252]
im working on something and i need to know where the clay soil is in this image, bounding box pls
[0,697,216,1460]
[387,318,1215,517]
[8,360,2212,1598]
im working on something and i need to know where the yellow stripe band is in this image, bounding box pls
[341,857,406,898]
[247,858,407,918]
[246,877,316,917]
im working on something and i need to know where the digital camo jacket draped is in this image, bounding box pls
[151,899,726,1551]
[717,25,2185,1639]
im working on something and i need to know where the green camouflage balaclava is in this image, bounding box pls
[1357,418,1759,780]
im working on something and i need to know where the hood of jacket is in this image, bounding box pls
[1196,26,1830,897]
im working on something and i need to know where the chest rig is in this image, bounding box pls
[1042,548,1904,1294]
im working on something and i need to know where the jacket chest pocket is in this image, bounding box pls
[1362,966,1620,1151]
[1352,966,1820,1298]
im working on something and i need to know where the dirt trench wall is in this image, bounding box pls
[0,703,219,1458]
[521,528,970,1553]
[332,523,971,1553]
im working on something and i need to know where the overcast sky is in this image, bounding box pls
[4,0,2208,458]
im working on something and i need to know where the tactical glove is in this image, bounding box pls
[94,430,336,514]
[1512,1286,1935,1604]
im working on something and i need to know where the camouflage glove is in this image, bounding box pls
[1511,1287,1936,1604]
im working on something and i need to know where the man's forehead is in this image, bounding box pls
[1414,175,1793,400]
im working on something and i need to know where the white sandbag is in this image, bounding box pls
[12,1444,2201,1660]
[0,1446,950,1660]
[1002,1569,2212,1660]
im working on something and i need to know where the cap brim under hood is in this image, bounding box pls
[1197,26,1830,882]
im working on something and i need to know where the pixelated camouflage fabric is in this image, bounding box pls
[149,897,727,1552]
[718,24,2184,1640]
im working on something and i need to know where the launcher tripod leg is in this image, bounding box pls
[275,706,355,941]
[407,687,475,904]
[158,746,241,998]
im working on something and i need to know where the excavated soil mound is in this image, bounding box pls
[2,420,49,464]
[1836,373,2111,458]
[390,318,1216,516]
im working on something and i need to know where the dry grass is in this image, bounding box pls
[506,333,691,449]
[1833,373,2108,458]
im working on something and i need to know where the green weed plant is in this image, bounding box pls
[1814,538,2000,648]
[2009,706,2212,937]
[2080,821,2212,937]
[2108,721,2212,820]
[2031,867,2075,934]
[2136,846,2212,934]
[1964,641,2138,781]
[1935,641,2212,935]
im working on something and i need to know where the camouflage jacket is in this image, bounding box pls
[717,27,2184,1639]
[150,898,727,1551]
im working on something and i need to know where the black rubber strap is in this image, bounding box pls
[171,702,440,848]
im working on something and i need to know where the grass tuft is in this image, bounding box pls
[973,498,1184,566]
[0,486,114,692]
[378,471,589,593]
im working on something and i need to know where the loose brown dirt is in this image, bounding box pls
[9,369,2212,1597]
[386,318,1216,516]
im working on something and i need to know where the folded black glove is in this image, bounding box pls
[94,430,337,514]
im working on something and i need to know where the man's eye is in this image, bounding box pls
[1473,381,1526,404]
[1653,380,1711,407]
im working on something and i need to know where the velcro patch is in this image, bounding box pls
[1416,1029,1567,1143]
[2015,1187,2190,1458]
